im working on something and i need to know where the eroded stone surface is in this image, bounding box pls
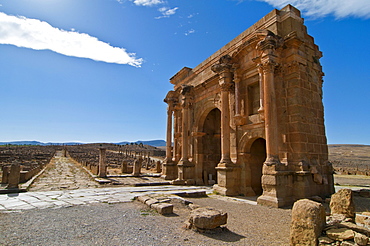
[188,207,227,230]
[330,189,355,218]
[290,199,326,246]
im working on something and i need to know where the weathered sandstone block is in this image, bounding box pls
[326,228,355,241]
[290,199,326,246]
[330,189,355,218]
[188,207,227,230]
[151,203,173,215]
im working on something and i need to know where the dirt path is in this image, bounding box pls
[28,151,99,192]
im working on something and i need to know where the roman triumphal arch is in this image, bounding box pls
[162,5,334,207]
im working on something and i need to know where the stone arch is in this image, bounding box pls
[238,130,266,196]
[194,101,221,185]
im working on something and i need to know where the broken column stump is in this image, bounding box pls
[290,199,326,246]
[187,207,227,230]
[7,162,21,189]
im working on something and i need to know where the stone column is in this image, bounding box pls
[156,161,162,173]
[132,157,142,176]
[121,161,127,173]
[1,166,9,184]
[175,85,195,184]
[98,148,107,178]
[173,107,181,162]
[162,90,179,180]
[262,61,280,164]
[7,162,20,189]
[211,55,233,167]
[211,55,241,196]
[255,31,292,207]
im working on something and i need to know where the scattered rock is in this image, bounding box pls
[188,207,227,230]
[318,236,334,244]
[151,203,173,215]
[330,189,355,219]
[290,199,326,246]
[189,204,201,210]
[354,232,369,246]
[326,228,355,241]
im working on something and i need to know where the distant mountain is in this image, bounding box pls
[116,140,166,147]
[0,141,44,145]
[0,140,166,147]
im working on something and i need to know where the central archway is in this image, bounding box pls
[249,138,266,195]
[201,108,221,184]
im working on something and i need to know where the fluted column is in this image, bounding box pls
[211,55,233,167]
[256,33,281,166]
[162,90,179,180]
[261,60,280,164]
[165,104,173,161]
[173,85,195,184]
[180,97,190,163]
[256,31,292,208]
[212,55,241,196]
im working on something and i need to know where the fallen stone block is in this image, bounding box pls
[354,232,369,246]
[330,189,355,219]
[290,199,326,246]
[145,198,159,207]
[188,207,227,230]
[356,213,370,229]
[326,228,355,241]
[137,196,151,204]
[151,203,173,215]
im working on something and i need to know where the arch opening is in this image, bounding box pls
[248,138,266,196]
[201,108,221,184]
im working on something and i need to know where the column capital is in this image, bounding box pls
[211,55,233,74]
[180,85,193,109]
[212,55,234,89]
[256,30,282,55]
[164,90,179,107]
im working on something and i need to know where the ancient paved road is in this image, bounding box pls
[0,151,213,212]
[28,151,100,192]
[0,186,212,212]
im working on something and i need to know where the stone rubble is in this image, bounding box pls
[290,188,370,246]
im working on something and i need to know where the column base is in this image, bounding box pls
[257,195,289,208]
[161,160,178,180]
[214,165,241,196]
[176,159,195,184]
[258,162,294,207]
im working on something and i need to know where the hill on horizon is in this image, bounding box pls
[0,140,166,147]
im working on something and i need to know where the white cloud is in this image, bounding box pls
[0,12,143,67]
[185,29,195,36]
[155,7,179,19]
[258,0,370,19]
[132,0,163,6]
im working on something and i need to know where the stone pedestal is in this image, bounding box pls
[7,162,20,189]
[132,158,142,177]
[174,159,195,184]
[156,161,161,173]
[214,166,241,196]
[121,161,127,173]
[1,166,9,184]
[257,164,293,207]
[98,148,107,178]
[161,159,178,180]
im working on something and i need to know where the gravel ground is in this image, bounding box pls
[0,196,291,246]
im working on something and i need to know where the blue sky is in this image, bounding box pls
[0,0,369,144]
